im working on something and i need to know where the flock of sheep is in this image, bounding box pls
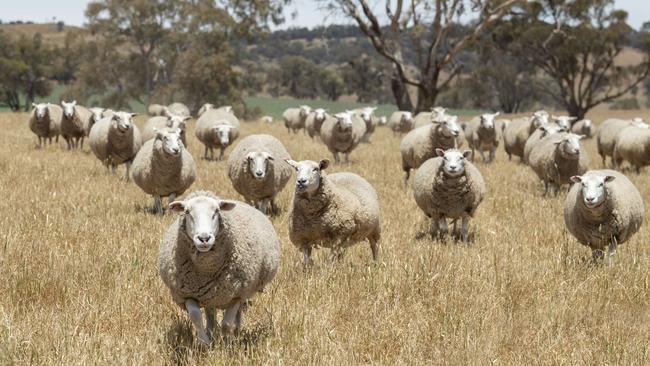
[26,100,646,345]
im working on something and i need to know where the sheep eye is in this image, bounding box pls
[312,168,319,172]
[598,183,604,187]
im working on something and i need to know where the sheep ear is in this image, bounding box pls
[218,201,236,211]
[462,150,472,159]
[494,111,500,117]
[319,159,330,170]
[153,127,163,139]
[32,102,37,108]
[604,175,616,183]
[168,201,186,213]
[570,175,582,183]
[577,134,586,140]
[267,154,275,161]
[72,100,77,106]
[183,116,191,121]
[435,148,445,157]
[285,159,299,169]
[130,113,138,117]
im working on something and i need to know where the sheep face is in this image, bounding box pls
[334,112,354,132]
[89,108,105,123]
[570,174,616,208]
[314,108,327,122]
[169,195,236,253]
[285,159,330,195]
[553,116,576,131]
[155,128,183,156]
[32,103,49,120]
[358,107,376,123]
[112,112,137,133]
[532,110,549,128]
[480,112,499,130]
[632,118,649,129]
[539,124,563,138]
[436,148,472,178]
[222,105,232,113]
[166,115,189,132]
[556,133,584,159]
[246,152,274,180]
[213,124,232,146]
[62,100,77,119]
[435,115,460,138]
[400,112,413,126]
[299,105,312,118]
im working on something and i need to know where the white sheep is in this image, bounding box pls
[388,111,414,135]
[197,103,214,117]
[148,104,166,116]
[596,118,649,167]
[167,102,191,118]
[522,123,565,164]
[304,108,328,139]
[158,190,279,344]
[85,107,106,137]
[195,108,241,161]
[141,111,191,146]
[503,110,549,161]
[260,115,274,124]
[282,105,312,134]
[552,115,577,131]
[355,106,378,143]
[60,100,92,150]
[412,149,486,242]
[464,112,501,164]
[612,124,650,173]
[564,170,644,261]
[571,119,596,138]
[413,106,450,129]
[319,110,367,164]
[227,134,292,215]
[378,116,387,126]
[88,111,142,181]
[29,103,61,148]
[131,127,197,215]
[285,159,381,265]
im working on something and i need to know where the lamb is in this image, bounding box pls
[29,103,61,148]
[528,132,589,196]
[319,110,367,163]
[131,127,197,215]
[158,190,279,344]
[564,170,643,261]
[355,106,378,142]
[522,123,565,164]
[388,111,414,135]
[195,108,241,160]
[227,134,292,215]
[167,102,191,118]
[596,118,649,167]
[141,111,191,146]
[60,100,92,150]
[282,105,312,133]
[503,110,549,161]
[571,119,596,138]
[612,124,650,173]
[148,104,166,116]
[413,106,450,129]
[304,108,328,139]
[464,112,502,164]
[285,159,381,264]
[400,115,464,187]
[412,149,485,243]
[88,111,142,181]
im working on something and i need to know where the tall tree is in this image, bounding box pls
[324,0,520,113]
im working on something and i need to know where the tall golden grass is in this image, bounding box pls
[1,107,649,364]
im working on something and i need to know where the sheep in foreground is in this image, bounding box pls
[60,100,92,150]
[158,190,279,344]
[305,108,328,139]
[29,103,61,148]
[141,112,191,146]
[227,134,292,215]
[319,111,366,163]
[571,119,596,138]
[388,111,414,135]
[413,106,450,129]
[564,170,643,261]
[355,106,378,142]
[413,149,485,242]
[612,124,650,173]
[167,102,191,118]
[528,132,589,196]
[282,105,311,133]
[285,159,381,264]
[89,112,142,181]
[400,115,464,187]
[464,112,501,164]
[131,128,197,215]
[148,104,166,116]
[195,108,241,161]
[503,110,549,161]
[596,118,649,167]
[522,123,565,164]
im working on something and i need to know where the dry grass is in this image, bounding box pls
[1,108,649,365]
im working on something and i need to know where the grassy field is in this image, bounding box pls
[1,107,649,364]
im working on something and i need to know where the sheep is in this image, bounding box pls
[528,132,589,196]
[304,108,328,139]
[552,115,577,131]
[131,127,197,215]
[355,106,378,143]
[503,110,549,161]
[571,119,596,138]
[319,110,367,164]
[88,111,142,181]
[227,134,292,215]
[400,115,465,187]
[60,100,92,150]
[85,107,106,137]
[285,159,381,264]
[148,104,166,116]
[522,123,566,164]
[564,170,643,261]
[260,115,274,124]
[167,102,191,118]
[612,124,650,173]
[29,103,61,148]
[195,108,241,161]
[158,190,279,344]
[197,103,214,117]
[596,118,649,167]
[141,111,191,146]
[282,105,312,133]
[464,112,502,164]
[413,106,449,129]
[388,111,414,135]
[412,148,485,242]
[378,116,387,126]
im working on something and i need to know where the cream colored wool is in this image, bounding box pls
[319,114,366,161]
[612,125,650,172]
[528,133,589,194]
[400,124,465,183]
[88,114,142,177]
[167,102,191,118]
[28,104,61,145]
[387,111,414,135]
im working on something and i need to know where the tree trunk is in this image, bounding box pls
[390,71,413,112]
[566,102,587,120]
[415,86,438,114]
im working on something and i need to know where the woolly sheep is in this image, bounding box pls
[319,110,367,163]
[148,104,166,116]
[89,112,142,181]
[304,108,328,139]
[413,106,450,129]
[552,115,577,131]
[29,103,61,148]
[167,102,191,118]
[388,111,414,135]
[60,100,92,150]
[282,105,312,134]
[378,116,387,126]
[158,190,279,344]
[596,118,649,167]
[197,103,214,117]
[400,115,465,187]
[464,112,502,164]
[355,106,378,143]
[85,107,106,137]
[260,115,274,124]
[503,110,549,161]
[612,124,650,173]
[227,134,292,215]
[528,132,589,196]
[571,119,596,138]
[564,170,643,261]
[412,148,485,242]
[522,123,565,164]
[131,127,197,215]
[195,108,241,161]
[285,159,381,265]
[141,111,191,146]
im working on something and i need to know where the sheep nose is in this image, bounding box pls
[586,197,595,203]
[297,178,307,185]
[255,171,264,178]
[197,234,211,243]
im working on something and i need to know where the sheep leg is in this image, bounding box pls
[369,230,380,261]
[403,170,410,189]
[344,153,350,164]
[234,303,246,335]
[607,237,618,265]
[489,148,496,163]
[302,246,313,267]
[154,195,163,215]
[111,164,117,174]
[437,218,448,239]
[209,147,215,161]
[36,136,42,148]
[79,136,84,150]
[333,152,340,164]
[543,181,549,197]
[221,300,241,342]
[478,148,486,163]
[205,308,216,341]
[185,299,211,344]
[461,216,470,244]
[203,145,209,160]
[124,162,131,182]
[65,137,71,150]
[219,146,225,161]
[259,199,269,215]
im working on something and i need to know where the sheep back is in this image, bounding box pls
[167,102,191,118]
[464,117,502,151]
[320,115,366,154]
[29,104,61,139]
[400,124,464,171]
[89,116,142,166]
[142,116,187,146]
[571,119,596,138]
[528,133,589,186]
[195,109,241,148]
[597,119,633,160]
[613,125,650,169]
[388,111,414,134]
[61,105,91,139]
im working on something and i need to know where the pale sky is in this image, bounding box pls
[1,0,648,30]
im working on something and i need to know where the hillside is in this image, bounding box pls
[0,23,87,45]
